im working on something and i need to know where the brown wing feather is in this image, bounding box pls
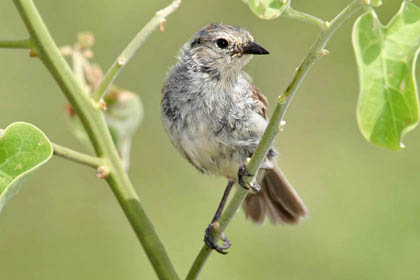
[249,84,269,120]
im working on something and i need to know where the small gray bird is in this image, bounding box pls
[161,23,308,253]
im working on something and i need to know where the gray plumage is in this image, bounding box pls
[161,23,308,225]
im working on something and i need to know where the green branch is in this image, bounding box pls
[186,1,363,279]
[0,39,32,49]
[52,143,104,168]
[12,1,180,279]
[91,0,181,103]
[282,6,326,28]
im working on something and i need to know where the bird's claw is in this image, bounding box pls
[204,223,231,254]
[238,164,260,192]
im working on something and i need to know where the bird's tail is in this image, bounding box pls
[242,165,308,225]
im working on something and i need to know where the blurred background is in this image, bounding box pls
[1,0,420,279]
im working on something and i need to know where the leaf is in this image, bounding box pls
[353,1,420,150]
[243,0,290,20]
[0,122,53,212]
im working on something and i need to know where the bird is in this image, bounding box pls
[161,23,308,253]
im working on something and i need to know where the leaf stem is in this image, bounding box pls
[52,143,104,168]
[91,0,181,103]
[185,1,363,279]
[12,1,180,279]
[1,128,102,168]
[282,6,326,28]
[0,39,32,49]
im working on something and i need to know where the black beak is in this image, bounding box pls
[243,41,269,55]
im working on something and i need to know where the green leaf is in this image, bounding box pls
[243,0,290,20]
[353,1,420,150]
[0,122,53,212]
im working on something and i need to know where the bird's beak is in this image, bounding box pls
[242,41,269,55]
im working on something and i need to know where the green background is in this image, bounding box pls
[1,0,420,279]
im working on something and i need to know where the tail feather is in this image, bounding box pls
[243,192,266,224]
[262,184,297,224]
[243,165,308,225]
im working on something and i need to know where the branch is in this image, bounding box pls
[186,1,363,279]
[12,1,180,279]
[282,6,326,28]
[91,0,181,103]
[52,143,104,168]
[0,39,32,49]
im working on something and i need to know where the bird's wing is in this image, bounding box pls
[249,83,269,120]
[241,72,269,120]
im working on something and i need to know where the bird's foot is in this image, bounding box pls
[238,164,260,192]
[204,222,231,254]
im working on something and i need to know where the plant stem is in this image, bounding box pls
[186,1,363,279]
[12,1,180,279]
[282,6,326,28]
[0,39,32,49]
[91,0,181,103]
[52,143,104,168]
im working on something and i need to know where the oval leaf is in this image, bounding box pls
[0,122,53,212]
[243,0,290,20]
[353,2,420,150]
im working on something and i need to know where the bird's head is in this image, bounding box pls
[182,23,269,80]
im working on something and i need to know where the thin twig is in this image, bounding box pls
[0,39,32,49]
[91,0,182,103]
[52,143,104,168]
[282,6,326,28]
[186,1,363,279]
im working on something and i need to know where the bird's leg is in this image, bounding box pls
[204,179,234,254]
[238,164,261,192]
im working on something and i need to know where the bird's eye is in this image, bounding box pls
[216,38,229,49]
